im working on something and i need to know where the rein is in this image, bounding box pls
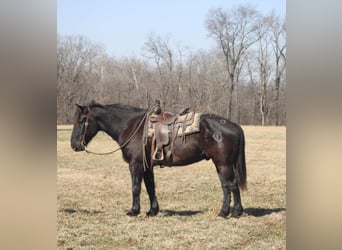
[82,109,149,156]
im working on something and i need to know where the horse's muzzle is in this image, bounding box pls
[71,144,85,152]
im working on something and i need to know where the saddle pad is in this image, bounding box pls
[147,113,202,137]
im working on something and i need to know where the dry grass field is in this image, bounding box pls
[57,125,286,249]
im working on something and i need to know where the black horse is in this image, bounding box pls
[70,101,247,218]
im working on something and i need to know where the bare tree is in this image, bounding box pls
[205,5,266,120]
[143,33,185,109]
[257,32,272,126]
[245,50,259,124]
[270,14,286,125]
[57,35,104,123]
[118,57,151,108]
[57,10,286,125]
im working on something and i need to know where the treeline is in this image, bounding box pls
[57,5,286,125]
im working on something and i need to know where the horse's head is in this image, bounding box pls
[71,103,100,152]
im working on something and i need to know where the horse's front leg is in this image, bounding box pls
[127,161,143,216]
[143,167,159,216]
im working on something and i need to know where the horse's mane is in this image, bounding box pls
[88,100,145,112]
[88,100,105,108]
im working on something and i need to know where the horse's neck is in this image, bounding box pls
[95,108,143,142]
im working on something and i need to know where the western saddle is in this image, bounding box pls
[148,100,194,163]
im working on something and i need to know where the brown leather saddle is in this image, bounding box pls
[149,109,195,162]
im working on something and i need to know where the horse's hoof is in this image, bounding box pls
[217,211,229,218]
[146,209,159,217]
[231,207,243,218]
[231,212,243,218]
[126,209,139,216]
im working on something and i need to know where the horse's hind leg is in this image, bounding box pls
[143,168,159,216]
[215,164,234,218]
[231,179,243,217]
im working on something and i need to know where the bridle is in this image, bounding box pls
[80,116,89,147]
[79,106,91,147]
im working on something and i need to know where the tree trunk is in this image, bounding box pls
[259,79,267,126]
[275,76,280,126]
[227,74,234,120]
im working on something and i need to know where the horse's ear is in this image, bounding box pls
[89,100,97,106]
[75,104,83,110]
[74,104,89,114]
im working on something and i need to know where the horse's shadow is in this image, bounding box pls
[62,207,285,218]
[243,207,286,217]
[160,207,285,217]
[160,209,203,217]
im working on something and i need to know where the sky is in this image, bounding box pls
[57,0,285,58]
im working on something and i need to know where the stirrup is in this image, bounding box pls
[153,149,164,161]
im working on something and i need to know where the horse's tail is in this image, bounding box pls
[235,127,247,191]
